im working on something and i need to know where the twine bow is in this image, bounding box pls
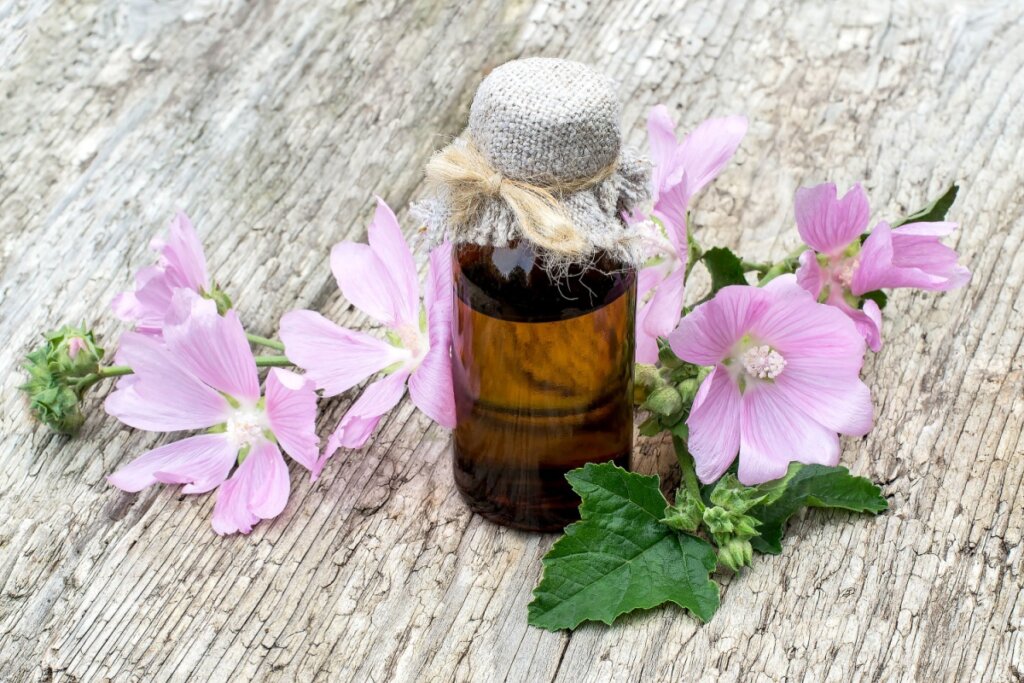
[424,140,617,256]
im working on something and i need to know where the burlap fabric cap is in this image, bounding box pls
[413,57,649,271]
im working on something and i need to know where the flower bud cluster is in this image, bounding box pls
[20,325,105,435]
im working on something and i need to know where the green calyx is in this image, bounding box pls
[201,285,233,315]
[20,325,106,435]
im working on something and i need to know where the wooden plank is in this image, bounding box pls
[0,0,1021,681]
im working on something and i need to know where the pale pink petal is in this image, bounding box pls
[162,291,260,402]
[409,244,455,428]
[331,242,402,325]
[647,105,681,195]
[634,301,661,365]
[641,267,686,340]
[265,368,319,472]
[794,183,870,255]
[676,114,748,197]
[279,309,408,396]
[859,299,883,352]
[773,365,873,437]
[320,372,409,476]
[795,249,824,299]
[111,265,173,333]
[652,172,691,252]
[686,367,742,484]
[637,266,664,298]
[669,285,773,366]
[108,433,235,493]
[161,212,210,291]
[368,198,420,326]
[853,221,971,294]
[738,385,841,486]
[750,279,866,375]
[211,440,290,535]
[105,332,231,431]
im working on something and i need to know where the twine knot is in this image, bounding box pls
[424,139,616,257]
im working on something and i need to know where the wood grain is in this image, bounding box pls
[1,1,1022,681]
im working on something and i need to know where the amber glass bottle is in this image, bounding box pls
[451,241,636,531]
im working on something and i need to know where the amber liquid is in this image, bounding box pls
[452,242,636,531]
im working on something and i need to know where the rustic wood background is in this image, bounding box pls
[2,1,1022,681]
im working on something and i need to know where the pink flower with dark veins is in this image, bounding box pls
[634,105,748,363]
[668,275,873,485]
[794,183,970,351]
[112,212,214,335]
[105,291,319,535]
[279,199,455,477]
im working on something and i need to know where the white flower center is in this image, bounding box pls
[225,407,267,447]
[834,257,859,289]
[392,320,429,367]
[741,345,787,380]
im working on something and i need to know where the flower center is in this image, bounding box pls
[833,257,859,289]
[741,345,786,380]
[225,407,267,448]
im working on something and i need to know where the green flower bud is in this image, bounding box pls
[702,506,735,535]
[20,325,105,436]
[661,488,704,532]
[646,386,684,417]
[676,377,700,403]
[717,537,754,572]
[633,363,666,404]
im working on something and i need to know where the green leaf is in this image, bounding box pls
[528,463,720,631]
[892,184,958,227]
[748,463,888,554]
[701,247,747,293]
[860,289,888,310]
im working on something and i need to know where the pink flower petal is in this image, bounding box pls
[794,183,870,255]
[265,368,319,472]
[279,309,408,396]
[368,198,420,327]
[634,300,662,365]
[738,384,842,485]
[331,202,421,329]
[859,299,883,352]
[409,244,455,428]
[105,332,231,431]
[652,172,691,253]
[675,114,748,197]
[773,366,873,437]
[750,277,867,376]
[853,221,971,294]
[647,105,681,195]
[687,367,742,484]
[641,266,686,340]
[669,285,772,366]
[162,291,261,402]
[108,433,236,493]
[320,372,409,475]
[161,212,210,291]
[795,249,824,299]
[211,440,290,535]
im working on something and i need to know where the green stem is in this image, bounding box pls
[246,333,285,351]
[672,436,704,505]
[255,355,291,368]
[739,260,771,273]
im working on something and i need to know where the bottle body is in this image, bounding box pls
[451,241,636,531]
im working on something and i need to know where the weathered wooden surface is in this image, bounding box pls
[1,0,1022,680]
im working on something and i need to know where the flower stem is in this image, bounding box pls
[672,436,704,504]
[740,260,771,272]
[255,355,291,368]
[246,333,285,351]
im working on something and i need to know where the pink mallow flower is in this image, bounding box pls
[105,291,319,535]
[668,275,873,486]
[794,183,970,352]
[279,199,455,476]
[112,212,212,335]
[634,105,748,363]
